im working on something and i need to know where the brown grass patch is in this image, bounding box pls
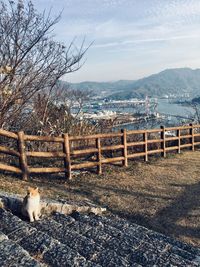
[1,151,200,247]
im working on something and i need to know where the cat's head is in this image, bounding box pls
[27,186,39,197]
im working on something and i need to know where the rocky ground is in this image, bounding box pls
[1,151,200,247]
[1,207,200,266]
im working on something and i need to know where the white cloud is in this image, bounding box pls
[34,0,200,82]
[93,34,200,49]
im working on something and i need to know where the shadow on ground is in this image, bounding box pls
[69,179,200,247]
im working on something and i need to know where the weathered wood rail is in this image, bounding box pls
[0,123,200,180]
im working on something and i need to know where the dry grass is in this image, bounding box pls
[1,151,200,247]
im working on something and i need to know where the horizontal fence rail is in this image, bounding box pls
[0,124,200,180]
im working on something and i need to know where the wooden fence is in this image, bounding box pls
[0,123,200,180]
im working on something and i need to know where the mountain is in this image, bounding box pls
[109,68,200,99]
[62,68,200,99]
[67,80,135,95]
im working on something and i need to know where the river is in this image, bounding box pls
[113,99,195,130]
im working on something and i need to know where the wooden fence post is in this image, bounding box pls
[18,131,28,180]
[189,123,195,151]
[143,131,148,162]
[96,137,102,174]
[177,128,181,154]
[63,133,72,180]
[121,129,128,167]
[160,126,166,157]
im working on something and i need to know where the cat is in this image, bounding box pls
[21,187,41,222]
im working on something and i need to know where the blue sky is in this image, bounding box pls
[34,0,200,82]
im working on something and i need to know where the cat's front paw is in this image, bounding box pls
[34,216,40,221]
[30,219,34,223]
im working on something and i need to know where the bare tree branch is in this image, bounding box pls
[0,0,89,129]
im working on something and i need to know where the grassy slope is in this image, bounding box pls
[1,151,200,247]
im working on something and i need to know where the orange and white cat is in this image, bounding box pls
[22,187,41,222]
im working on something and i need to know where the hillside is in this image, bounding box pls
[66,68,200,99]
[61,80,135,97]
[192,96,200,104]
[109,68,200,99]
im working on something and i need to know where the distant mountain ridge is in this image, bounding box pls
[69,80,135,95]
[110,68,200,99]
[64,68,200,99]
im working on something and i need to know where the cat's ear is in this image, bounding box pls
[34,187,38,192]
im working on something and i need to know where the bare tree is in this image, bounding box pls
[0,0,89,129]
[19,84,92,136]
[190,103,200,123]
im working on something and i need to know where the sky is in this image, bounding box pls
[33,0,200,83]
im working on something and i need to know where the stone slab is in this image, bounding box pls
[0,239,43,267]
[0,190,106,216]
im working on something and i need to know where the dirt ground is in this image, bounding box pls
[1,150,200,248]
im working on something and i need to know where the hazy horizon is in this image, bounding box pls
[66,67,200,84]
[34,0,200,83]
